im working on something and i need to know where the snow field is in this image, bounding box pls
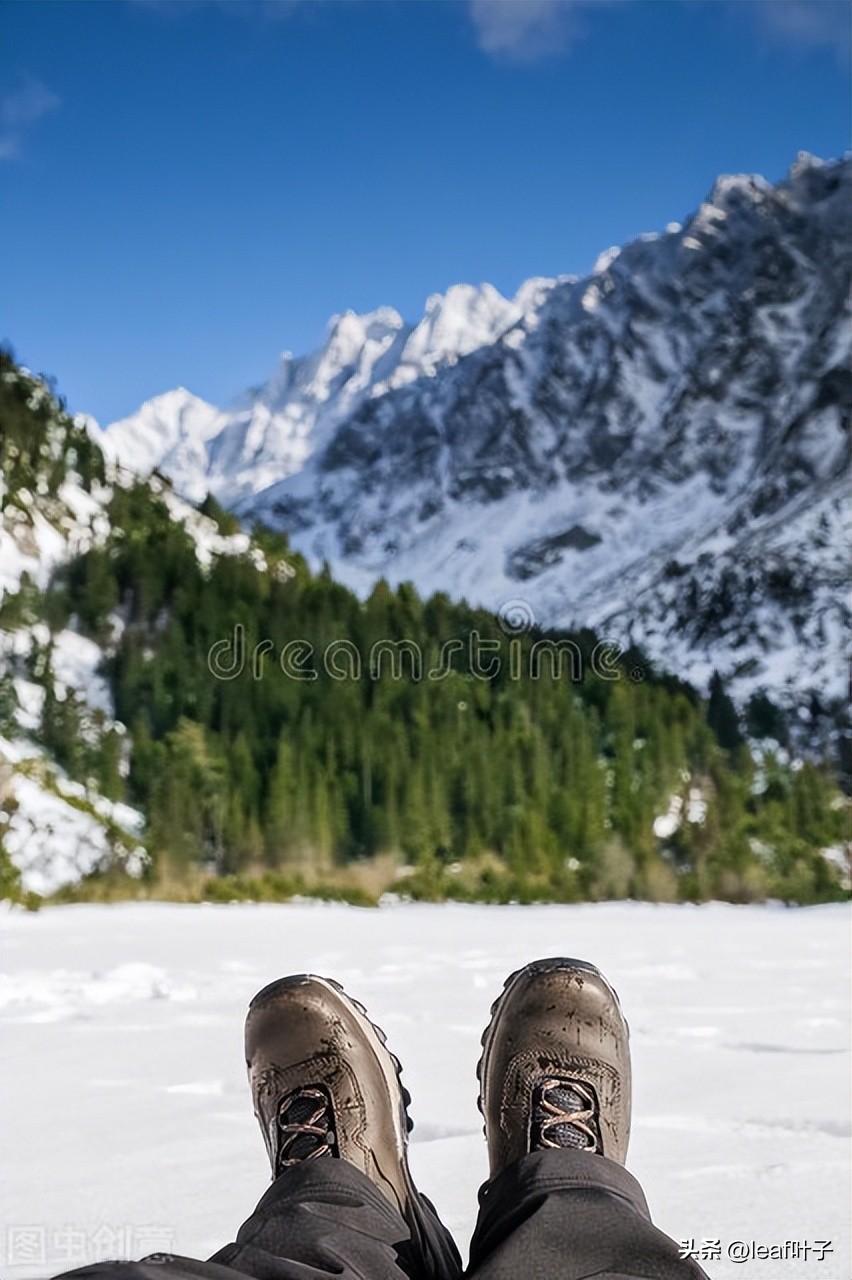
[1,901,849,1278]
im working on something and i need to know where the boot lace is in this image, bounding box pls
[532,1077,601,1153]
[276,1085,337,1170]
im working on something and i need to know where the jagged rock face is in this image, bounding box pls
[97,155,852,716]
[96,284,525,508]
[270,158,849,510]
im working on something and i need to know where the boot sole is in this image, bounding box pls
[476,956,627,1131]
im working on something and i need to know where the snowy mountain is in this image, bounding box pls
[3,351,849,902]
[96,284,525,507]
[91,389,226,504]
[95,154,851,720]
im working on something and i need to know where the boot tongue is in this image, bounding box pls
[531,1080,597,1151]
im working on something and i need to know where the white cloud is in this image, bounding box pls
[468,0,605,62]
[747,0,850,57]
[0,76,60,162]
[467,0,850,63]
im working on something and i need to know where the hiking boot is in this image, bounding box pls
[477,957,631,1176]
[245,973,461,1279]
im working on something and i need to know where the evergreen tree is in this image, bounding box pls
[707,671,743,751]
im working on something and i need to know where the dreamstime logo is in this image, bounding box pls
[206,600,643,685]
[497,598,537,635]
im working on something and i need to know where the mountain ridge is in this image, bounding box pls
[90,153,852,727]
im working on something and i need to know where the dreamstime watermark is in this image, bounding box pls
[206,601,645,685]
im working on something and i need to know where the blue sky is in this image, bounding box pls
[1,0,848,423]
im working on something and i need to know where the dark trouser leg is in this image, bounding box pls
[466,1151,709,1280]
[50,1160,423,1280]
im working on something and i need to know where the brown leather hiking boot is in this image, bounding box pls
[477,957,631,1176]
[245,974,461,1279]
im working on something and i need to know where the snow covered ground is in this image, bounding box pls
[1,901,849,1278]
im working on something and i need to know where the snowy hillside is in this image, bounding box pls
[95,154,851,721]
[2,901,849,1279]
[0,359,287,894]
